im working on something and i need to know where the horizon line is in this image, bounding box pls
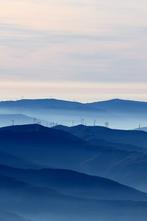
[0,97,147,104]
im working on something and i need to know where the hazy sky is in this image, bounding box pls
[0,0,147,101]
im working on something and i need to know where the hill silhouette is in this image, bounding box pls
[1,98,147,129]
[0,124,147,191]
[0,124,147,220]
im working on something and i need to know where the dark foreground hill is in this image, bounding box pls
[55,124,147,151]
[0,124,147,220]
[0,165,146,201]
[0,124,97,170]
[0,166,147,221]
[54,124,147,191]
[0,124,147,191]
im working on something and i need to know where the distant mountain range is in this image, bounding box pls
[0,98,147,128]
[1,98,147,113]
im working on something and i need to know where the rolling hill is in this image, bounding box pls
[0,124,147,191]
[0,124,147,220]
[0,166,147,221]
[55,124,147,152]
[1,98,147,113]
[0,165,146,201]
[0,98,147,128]
[54,124,147,191]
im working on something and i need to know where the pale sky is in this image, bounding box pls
[0,0,147,101]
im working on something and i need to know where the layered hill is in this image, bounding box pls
[55,124,147,152]
[0,124,147,220]
[1,98,147,113]
[0,98,147,128]
[0,166,147,221]
[0,165,146,201]
[0,124,147,191]
[54,124,147,191]
[1,175,147,221]
[0,114,36,128]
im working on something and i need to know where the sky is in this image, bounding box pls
[0,0,147,102]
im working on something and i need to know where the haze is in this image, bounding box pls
[0,0,147,101]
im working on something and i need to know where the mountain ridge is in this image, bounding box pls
[0,164,147,201]
[1,98,147,129]
[0,124,147,191]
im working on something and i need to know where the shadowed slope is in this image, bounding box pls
[0,165,147,201]
[55,124,147,151]
[0,124,147,191]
